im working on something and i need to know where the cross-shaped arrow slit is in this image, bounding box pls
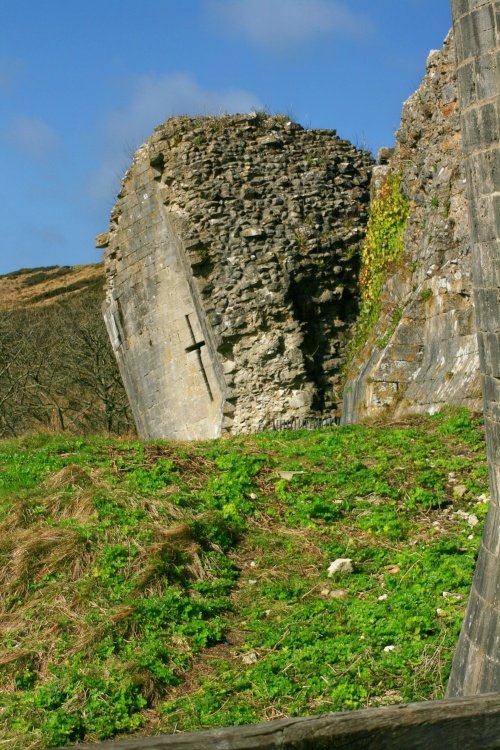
[184,314,214,401]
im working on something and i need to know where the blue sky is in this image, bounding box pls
[0,0,452,275]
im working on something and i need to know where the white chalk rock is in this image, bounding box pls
[277,470,305,480]
[442,591,464,600]
[329,589,349,599]
[242,651,258,665]
[327,558,354,576]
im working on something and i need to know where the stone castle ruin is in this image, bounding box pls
[343,32,483,423]
[99,0,499,695]
[99,114,372,440]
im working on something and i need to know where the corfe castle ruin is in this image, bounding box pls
[343,32,482,423]
[99,115,372,440]
[99,0,499,695]
[98,32,482,442]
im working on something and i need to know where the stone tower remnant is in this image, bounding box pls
[99,114,372,440]
[447,0,500,696]
[343,32,483,423]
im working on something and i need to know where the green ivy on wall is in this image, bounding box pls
[346,173,409,368]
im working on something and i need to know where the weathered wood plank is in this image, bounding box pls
[60,692,500,750]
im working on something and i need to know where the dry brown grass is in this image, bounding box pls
[0,264,104,311]
[1,467,104,533]
[0,527,92,593]
[0,455,214,700]
[44,464,96,490]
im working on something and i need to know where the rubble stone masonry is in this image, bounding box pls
[343,32,483,423]
[99,114,371,439]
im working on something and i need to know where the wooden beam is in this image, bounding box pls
[60,692,500,750]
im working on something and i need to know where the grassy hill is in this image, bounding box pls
[0,265,133,437]
[0,409,489,748]
[0,265,104,310]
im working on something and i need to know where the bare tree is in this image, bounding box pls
[0,290,134,437]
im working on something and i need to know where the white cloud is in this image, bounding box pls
[88,72,261,203]
[2,116,60,160]
[207,0,372,50]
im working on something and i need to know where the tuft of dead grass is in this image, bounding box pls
[0,526,92,593]
[44,464,94,490]
[132,522,208,593]
[42,490,97,523]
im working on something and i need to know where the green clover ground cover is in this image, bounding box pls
[0,409,489,748]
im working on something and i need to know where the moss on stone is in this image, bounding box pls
[346,173,409,366]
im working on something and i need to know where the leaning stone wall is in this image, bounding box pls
[100,114,372,439]
[447,0,500,697]
[343,33,483,423]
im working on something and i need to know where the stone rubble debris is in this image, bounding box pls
[455,509,479,527]
[327,558,354,576]
[241,652,259,665]
[442,591,464,600]
[477,494,490,503]
[277,471,305,480]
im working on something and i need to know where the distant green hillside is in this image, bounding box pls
[0,265,133,437]
[0,410,488,748]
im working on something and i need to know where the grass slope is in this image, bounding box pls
[0,265,104,311]
[0,409,490,748]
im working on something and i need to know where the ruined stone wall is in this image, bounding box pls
[100,114,371,439]
[343,33,483,423]
[447,0,500,697]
